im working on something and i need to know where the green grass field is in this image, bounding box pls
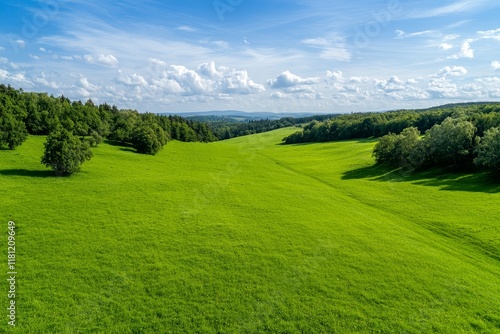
[1,128,500,333]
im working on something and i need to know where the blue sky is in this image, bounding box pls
[1,0,500,113]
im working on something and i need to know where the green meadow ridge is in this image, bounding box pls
[1,128,500,333]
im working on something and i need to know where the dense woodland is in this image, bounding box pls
[0,84,219,174]
[0,84,216,150]
[284,103,500,173]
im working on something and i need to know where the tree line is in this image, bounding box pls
[0,84,216,175]
[282,102,500,173]
[373,117,500,172]
[207,114,337,140]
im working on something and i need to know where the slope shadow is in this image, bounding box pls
[0,169,54,178]
[342,164,500,193]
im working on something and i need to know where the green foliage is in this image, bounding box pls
[131,123,167,155]
[0,85,28,149]
[373,132,399,165]
[475,127,500,170]
[0,109,28,149]
[41,128,93,176]
[283,102,500,144]
[426,117,476,168]
[0,84,217,150]
[373,127,425,169]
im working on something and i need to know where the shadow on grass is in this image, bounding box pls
[342,164,500,193]
[104,139,134,148]
[0,169,54,178]
[119,147,136,153]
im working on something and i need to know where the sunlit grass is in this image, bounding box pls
[1,129,499,333]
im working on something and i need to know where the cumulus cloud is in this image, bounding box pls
[84,54,119,67]
[79,76,98,91]
[492,61,500,70]
[427,77,459,98]
[219,68,265,94]
[448,41,474,59]
[0,69,8,79]
[436,66,468,77]
[35,73,60,90]
[439,43,453,51]
[326,70,344,82]
[97,54,119,66]
[117,71,149,87]
[146,62,265,96]
[375,76,406,92]
[267,70,320,89]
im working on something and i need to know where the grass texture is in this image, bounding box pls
[1,128,499,333]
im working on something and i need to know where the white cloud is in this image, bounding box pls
[61,56,74,61]
[117,71,149,87]
[148,57,167,67]
[302,36,351,62]
[177,26,196,32]
[439,43,453,51]
[219,69,265,94]
[79,76,98,91]
[478,28,500,41]
[0,46,5,51]
[271,91,287,99]
[302,38,330,47]
[197,61,223,80]
[395,30,436,39]
[84,54,94,63]
[326,70,344,82]
[427,77,459,98]
[320,48,351,62]
[84,54,119,67]
[375,76,406,92]
[35,73,60,90]
[436,66,468,77]
[16,40,25,49]
[0,57,7,63]
[97,54,119,66]
[0,69,8,79]
[145,62,266,97]
[492,61,500,70]
[448,41,474,59]
[214,41,229,49]
[268,70,320,89]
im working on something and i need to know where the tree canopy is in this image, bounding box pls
[41,128,93,176]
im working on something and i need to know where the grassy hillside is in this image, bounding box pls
[1,129,500,333]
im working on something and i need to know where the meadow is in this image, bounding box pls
[1,128,499,333]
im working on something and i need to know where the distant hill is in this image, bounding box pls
[158,110,326,121]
